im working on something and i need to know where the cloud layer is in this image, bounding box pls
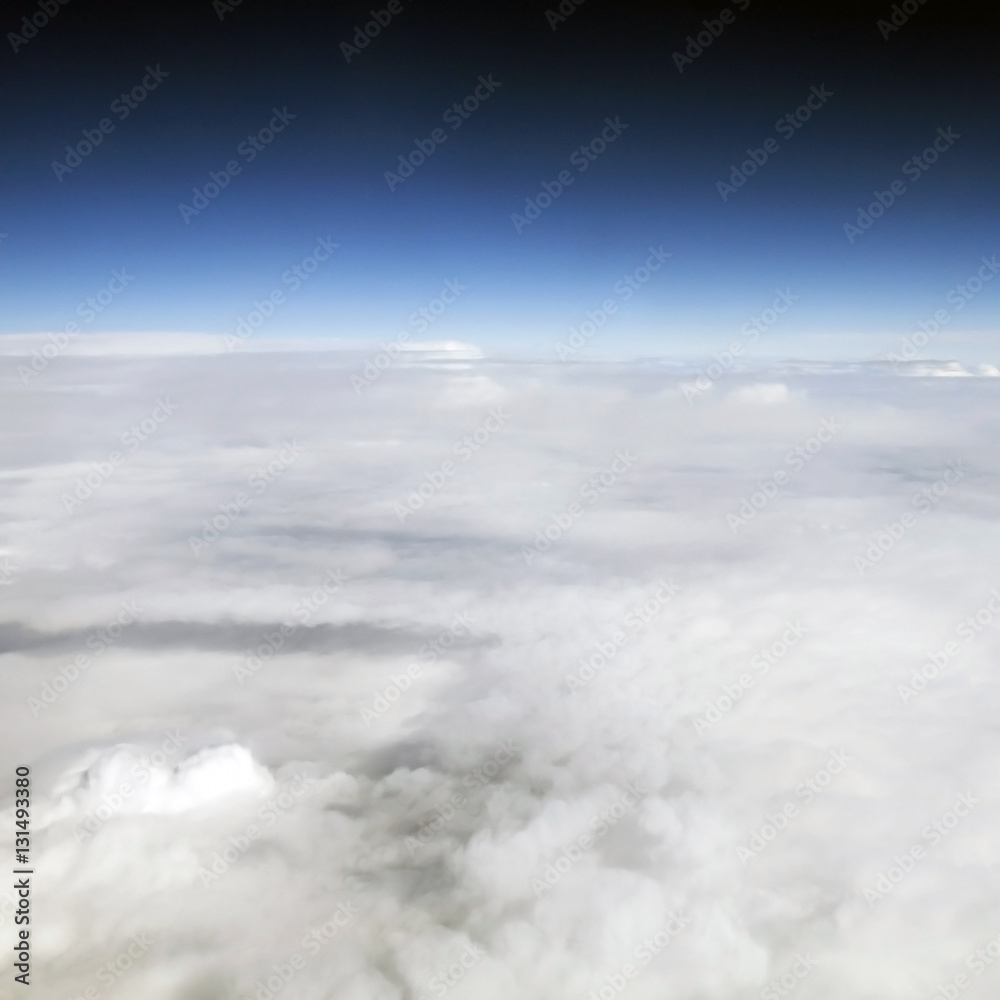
[1,349,999,1000]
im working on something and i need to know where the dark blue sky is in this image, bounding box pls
[2,0,998,359]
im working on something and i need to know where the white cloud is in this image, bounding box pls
[727,382,792,404]
[1,350,998,999]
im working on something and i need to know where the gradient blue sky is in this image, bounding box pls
[2,0,998,360]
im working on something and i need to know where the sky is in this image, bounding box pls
[2,0,998,361]
[2,6,1000,998]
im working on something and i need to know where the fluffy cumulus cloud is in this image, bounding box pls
[1,344,999,1000]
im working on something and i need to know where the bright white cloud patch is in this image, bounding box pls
[1,349,999,999]
[728,381,791,405]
